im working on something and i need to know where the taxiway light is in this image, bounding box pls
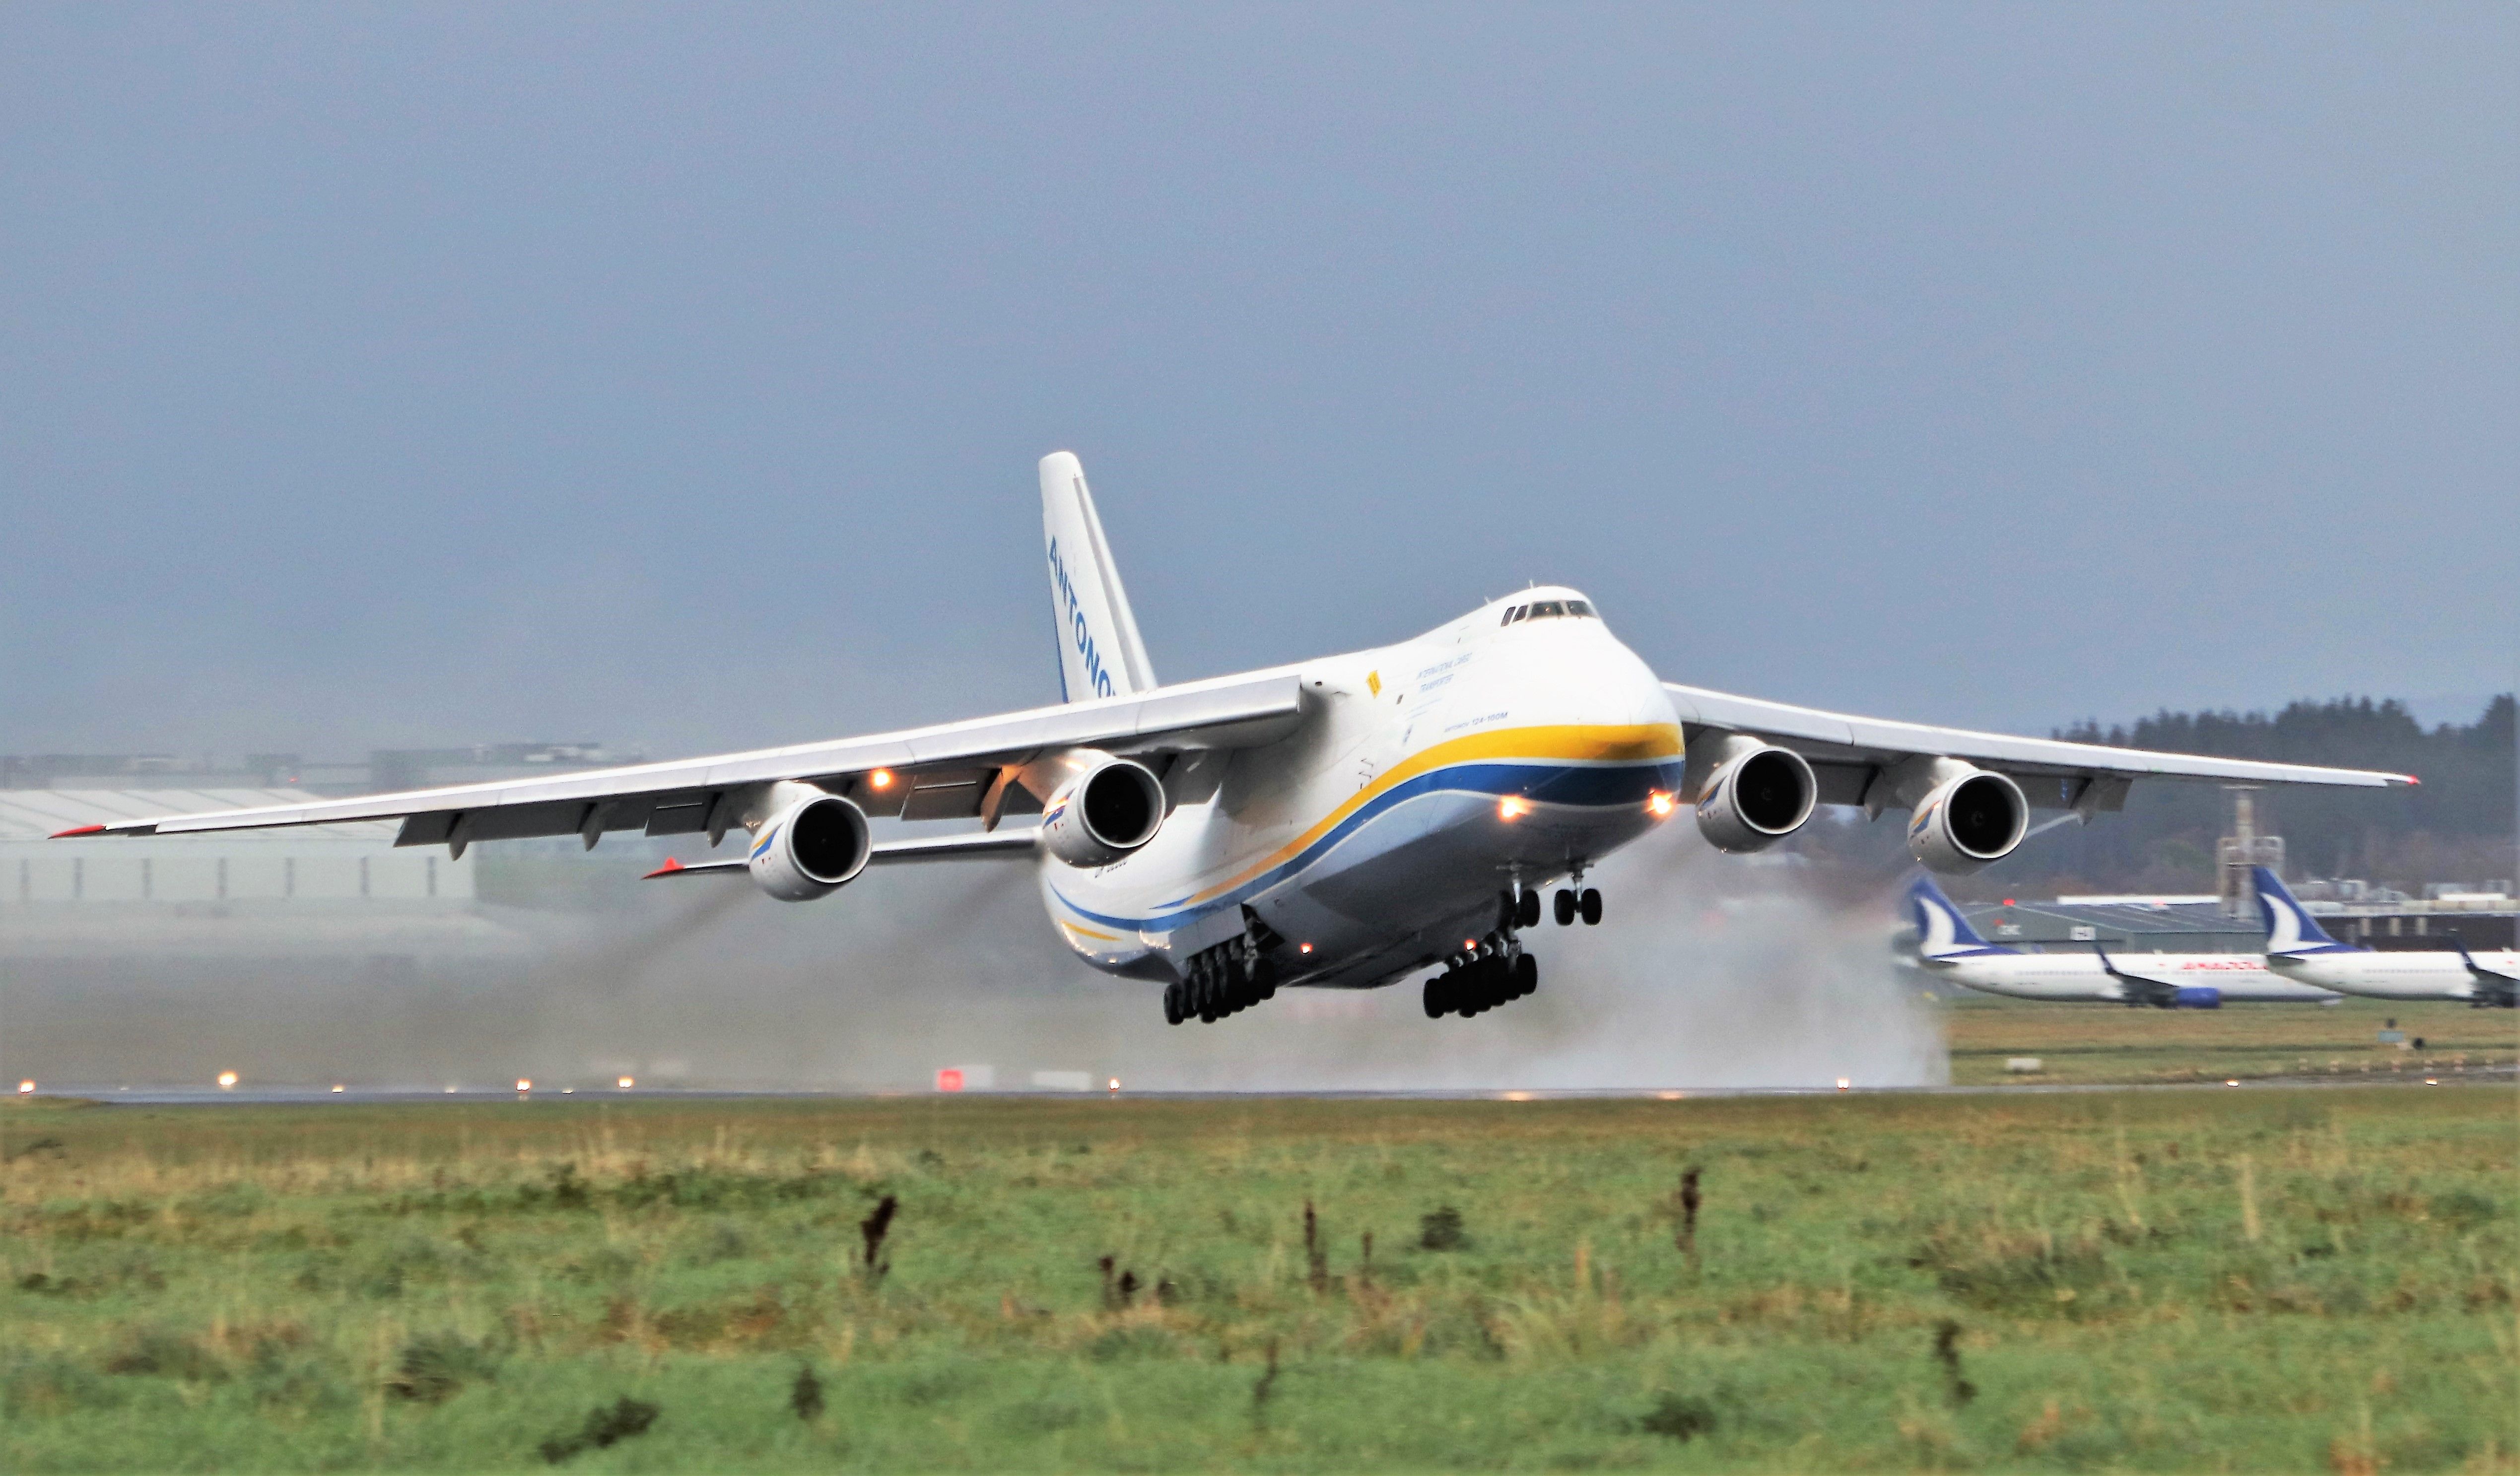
[1498,796,1528,820]
[1646,791,1676,817]
[2425,1078,2439,1086]
[617,1076,635,1090]
[869,768,895,790]
[1657,1091,1685,1101]
[2224,1079,2240,1087]
[1107,1077,1121,1094]
[217,1071,239,1090]
[1836,1078,1851,1091]
[516,1078,533,1093]
[331,1084,345,1094]
[17,1080,33,1095]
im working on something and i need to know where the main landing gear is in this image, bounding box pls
[1426,887,1544,1019]
[1163,936,1276,1026]
[1424,938,1537,1018]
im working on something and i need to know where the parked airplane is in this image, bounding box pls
[2252,867,2518,1007]
[58,453,2414,1026]
[1906,875,2342,1006]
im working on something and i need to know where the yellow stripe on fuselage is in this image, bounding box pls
[1186,721,1681,906]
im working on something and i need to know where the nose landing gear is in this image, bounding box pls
[1553,887,1602,926]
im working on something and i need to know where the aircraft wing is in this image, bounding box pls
[55,672,1303,847]
[1663,682,2415,812]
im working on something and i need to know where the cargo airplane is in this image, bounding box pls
[1906,875,2341,1006]
[58,453,2415,1026]
[2253,867,2517,1007]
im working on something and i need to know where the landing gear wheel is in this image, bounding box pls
[1554,889,1577,927]
[1579,888,1602,926]
[1163,984,1184,1025]
[1423,979,1445,1018]
[1517,889,1542,929]
[1513,953,1538,998]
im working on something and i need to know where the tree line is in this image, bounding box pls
[2016,694,2517,896]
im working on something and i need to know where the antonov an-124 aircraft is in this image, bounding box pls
[57,453,2417,1027]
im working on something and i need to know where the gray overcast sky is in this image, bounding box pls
[4,4,2513,762]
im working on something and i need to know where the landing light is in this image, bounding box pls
[16,1080,33,1095]
[1646,791,1676,818]
[1836,1078,1851,1091]
[331,1084,345,1094]
[1298,942,1313,954]
[1498,796,1528,820]
[869,768,895,790]
[617,1076,635,1090]
[516,1078,533,1093]
[1107,1077,1122,1095]
[216,1071,239,1090]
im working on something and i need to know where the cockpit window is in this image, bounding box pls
[1530,600,1566,618]
[1500,606,1519,625]
[1566,600,1594,617]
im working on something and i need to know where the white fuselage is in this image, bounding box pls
[2267,949,2520,1003]
[1037,589,1683,989]
[1929,951,2342,1005]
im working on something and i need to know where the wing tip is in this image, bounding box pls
[641,858,687,880]
[49,823,108,839]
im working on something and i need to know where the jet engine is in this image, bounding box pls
[1042,755,1166,868]
[1694,743,1818,853]
[748,792,873,901]
[1906,767,2029,875]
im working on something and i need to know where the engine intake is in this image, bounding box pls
[1042,756,1166,868]
[1906,768,2029,875]
[1695,743,1817,853]
[748,793,872,901]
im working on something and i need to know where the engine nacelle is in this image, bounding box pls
[1041,756,1166,868]
[748,793,872,901]
[1694,743,1818,853]
[1906,768,2030,875]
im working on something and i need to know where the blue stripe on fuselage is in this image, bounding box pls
[1048,757,1679,934]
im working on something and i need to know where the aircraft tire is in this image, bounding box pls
[1555,889,1577,926]
[1423,979,1445,1018]
[1518,889,1542,929]
[1513,953,1538,998]
[1163,984,1183,1026]
[1579,888,1603,926]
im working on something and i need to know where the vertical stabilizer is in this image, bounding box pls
[2252,866,2355,955]
[1907,875,2017,960]
[1039,452,1157,703]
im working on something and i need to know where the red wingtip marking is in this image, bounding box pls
[50,823,107,838]
[2406,775,2420,786]
[642,858,685,879]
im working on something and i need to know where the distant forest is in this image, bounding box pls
[1984,694,2518,899]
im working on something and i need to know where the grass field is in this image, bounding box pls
[4,1085,2515,1473]
[1943,995,2520,1088]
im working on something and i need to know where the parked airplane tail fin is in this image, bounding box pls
[1907,874,2017,960]
[2251,866,2356,955]
[1039,452,1157,703]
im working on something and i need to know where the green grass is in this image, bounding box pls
[3,1089,2515,1473]
[1944,994,2520,1087]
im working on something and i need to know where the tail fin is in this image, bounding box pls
[1907,874,2016,960]
[1039,452,1156,703]
[2252,866,2354,955]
